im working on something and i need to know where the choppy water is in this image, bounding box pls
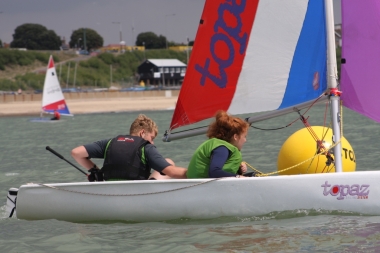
[1,106,380,252]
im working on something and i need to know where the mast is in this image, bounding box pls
[325,0,343,172]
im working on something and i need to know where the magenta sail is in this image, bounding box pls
[340,0,380,123]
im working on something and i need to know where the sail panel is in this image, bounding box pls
[229,0,327,114]
[170,0,259,129]
[170,0,327,130]
[42,100,71,115]
[340,0,380,123]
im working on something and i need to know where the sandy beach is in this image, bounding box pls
[0,96,178,116]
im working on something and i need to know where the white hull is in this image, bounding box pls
[9,171,379,222]
[29,118,64,123]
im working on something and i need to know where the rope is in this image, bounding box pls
[243,161,264,175]
[245,137,342,177]
[35,178,222,196]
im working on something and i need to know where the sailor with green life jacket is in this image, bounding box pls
[71,114,187,181]
[187,110,250,179]
[187,138,243,178]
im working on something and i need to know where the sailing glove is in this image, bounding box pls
[88,166,104,182]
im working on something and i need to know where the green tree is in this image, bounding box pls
[10,24,61,50]
[0,39,3,48]
[69,28,103,51]
[136,32,166,49]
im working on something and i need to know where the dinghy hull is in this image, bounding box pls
[11,171,380,222]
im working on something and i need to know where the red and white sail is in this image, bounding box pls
[42,55,72,115]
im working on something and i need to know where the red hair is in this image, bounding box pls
[207,110,249,142]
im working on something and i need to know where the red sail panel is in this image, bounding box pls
[170,0,258,129]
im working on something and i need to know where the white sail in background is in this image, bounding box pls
[42,55,72,116]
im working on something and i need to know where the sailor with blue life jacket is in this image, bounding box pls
[71,114,187,181]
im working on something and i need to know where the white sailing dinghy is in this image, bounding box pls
[6,0,380,222]
[29,55,73,122]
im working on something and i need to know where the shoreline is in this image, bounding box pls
[0,96,178,117]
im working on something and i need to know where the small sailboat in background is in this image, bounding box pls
[29,55,73,122]
[6,0,380,222]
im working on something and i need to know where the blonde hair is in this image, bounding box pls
[207,110,249,142]
[130,114,158,136]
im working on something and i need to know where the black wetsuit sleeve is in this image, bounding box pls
[83,139,111,159]
[208,146,236,178]
[144,144,171,173]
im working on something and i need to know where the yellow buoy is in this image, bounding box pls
[277,126,356,175]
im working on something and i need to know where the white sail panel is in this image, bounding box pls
[230,0,309,113]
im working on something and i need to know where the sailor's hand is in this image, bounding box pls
[238,162,247,174]
[87,166,103,182]
[87,172,95,182]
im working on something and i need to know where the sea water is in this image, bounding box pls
[1,107,380,252]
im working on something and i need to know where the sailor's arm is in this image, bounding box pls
[161,165,187,179]
[71,146,97,170]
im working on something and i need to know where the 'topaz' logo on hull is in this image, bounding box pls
[321,181,369,200]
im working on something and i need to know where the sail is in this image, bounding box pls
[340,0,380,123]
[170,0,327,130]
[42,55,72,115]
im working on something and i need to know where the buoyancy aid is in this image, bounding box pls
[187,138,242,178]
[101,135,151,180]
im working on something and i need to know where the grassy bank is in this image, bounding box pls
[0,49,188,92]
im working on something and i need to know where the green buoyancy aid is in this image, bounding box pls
[101,135,150,180]
[187,138,242,178]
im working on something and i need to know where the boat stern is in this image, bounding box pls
[6,188,18,218]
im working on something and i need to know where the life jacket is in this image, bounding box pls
[54,111,60,120]
[101,135,150,180]
[187,138,242,178]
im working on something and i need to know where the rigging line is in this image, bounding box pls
[299,106,333,157]
[166,124,209,134]
[301,92,326,115]
[326,164,336,173]
[321,164,329,173]
[250,93,327,132]
[261,137,342,177]
[249,125,289,131]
